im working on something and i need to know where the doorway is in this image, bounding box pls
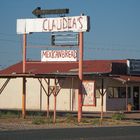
[133,87,139,110]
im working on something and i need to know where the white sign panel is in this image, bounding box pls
[17,16,89,34]
[41,50,78,62]
[82,80,95,106]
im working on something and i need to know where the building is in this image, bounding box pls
[0,59,140,113]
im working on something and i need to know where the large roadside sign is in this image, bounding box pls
[17,16,89,34]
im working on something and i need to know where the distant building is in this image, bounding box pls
[0,59,140,112]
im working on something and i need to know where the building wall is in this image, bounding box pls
[0,77,139,112]
[106,79,127,111]
[0,78,22,110]
[105,79,140,111]
[0,77,106,112]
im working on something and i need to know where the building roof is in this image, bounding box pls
[1,59,140,82]
[0,60,127,75]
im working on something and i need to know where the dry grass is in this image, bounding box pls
[0,112,140,131]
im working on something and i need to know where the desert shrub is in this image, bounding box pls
[0,111,20,118]
[112,113,125,120]
[65,113,77,123]
[32,117,46,125]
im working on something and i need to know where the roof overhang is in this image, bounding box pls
[112,75,140,83]
[0,72,110,79]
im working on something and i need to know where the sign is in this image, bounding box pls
[41,50,77,62]
[82,81,95,106]
[32,7,69,18]
[17,16,89,34]
[127,59,140,75]
[51,33,79,46]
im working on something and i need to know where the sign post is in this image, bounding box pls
[78,32,83,123]
[22,33,27,118]
[23,33,26,73]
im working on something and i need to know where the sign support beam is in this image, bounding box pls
[47,79,50,118]
[53,77,57,123]
[22,33,27,118]
[101,78,104,121]
[23,33,26,73]
[78,32,83,123]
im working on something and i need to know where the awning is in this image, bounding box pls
[112,75,140,83]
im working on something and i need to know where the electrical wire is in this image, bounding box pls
[0,32,140,53]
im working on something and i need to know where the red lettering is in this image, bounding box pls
[43,19,48,31]
[45,51,49,58]
[77,16,83,29]
[43,50,77,61]
[43,51,46,56]
[72,18,77,29]
[63,18,68,29]
[48,51,51,58]
[68,18,72,29]
[74,50,77,59]
[65,50,69,58]
[52,50,55,58]
[57,18,62,30]
[62,51,65,58]
[43,16,85,32]
[48,19,52,32]
[52,19,56,31]
[58,51,60,58]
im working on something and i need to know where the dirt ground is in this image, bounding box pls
[0,114,140,131]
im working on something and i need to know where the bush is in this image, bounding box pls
[0,111,20,118]
[92,118,100,125]
[32,116,53,125]
[65,113,76,123]
[112,113,125,120]
[32,117,46,125]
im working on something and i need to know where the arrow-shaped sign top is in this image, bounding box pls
[32,7,69,18]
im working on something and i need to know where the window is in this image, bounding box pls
[114,87,119,98]
[108,87,131,98]
[118,87,126,98]
[108,88,114,98]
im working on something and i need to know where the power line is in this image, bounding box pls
[0,35,140,52]
[85,46,140,53]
